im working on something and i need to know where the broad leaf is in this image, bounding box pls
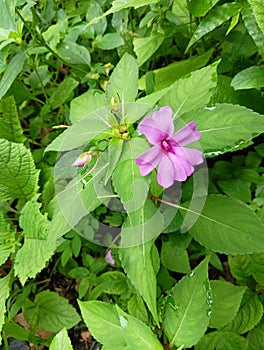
[0,96,26,143]
[186,3,241,51]
[134,34,165,67]
[106,53,138,103]
[188,0,220,17]
[0,139,39,201]
[0,274,10,345]
[0,52,26,100]
[159,62,218,117]
[89,271,128,299]
[182,104,264,156]
[163,258,211,348]
[120,240,159,323]
[14,199,57,285]
[0,212,18,266]
[195,331,248,350]
[105,138,124,184]
[222,289,263,334]
[50,328,73,350]
[78,300,163,349]
[187,195,264,255]
[231,66,264,90]
[247,0,264,33]
[57,42,91,65]
[127,293,148,322]
[49,77,78,109]
[209,280,246,329]
[247,318,264,350]
[24,291,80,333]
[69,90,107,124]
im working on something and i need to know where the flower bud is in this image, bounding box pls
[72,152,92,167]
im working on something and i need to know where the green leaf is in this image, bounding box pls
[50,76,78,109]
[89,271,128,299]
[127,293,149,323]
[69,90,107,124]
[247,0,264,33]
[222,289,263,334]
[86,0,107,37]
[247,318,264,350]
[138,49,213,91]
[106,53,138,103]
[24,291,80,333]
[0,274,10,345]
[88,0,159,25]
[50,328,73,350]
[195,331,248,350]
[159,61,218,116]
[45,108,112,152]
[209,280,246,329]
[217,179,251,203]
[241,0,264,58]
[120,240,159,324]
[188,0,220,17]
[182,104,264,156]
[186,3,241,51]
[0,212,17,266]
[0,96,26,143]
[78,300,163,349]
[0,139,39,201]
[95,33,125,50]
[0,0,16,32]
[133,34,165,66]
[187,195,264,255]
[112,138,149,214]
[163,258,211,348]
[0,52,26,100]
[57,42,91,65]
[105,139,124,185]
[228,255,252,282]
[231,66,264,90]
[14,199,57,285]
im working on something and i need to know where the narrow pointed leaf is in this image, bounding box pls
[0,274,10,344]
[247,0,264,33]
[50,328,73,350]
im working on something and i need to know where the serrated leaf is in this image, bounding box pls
[195,331,248,350]
[50,328,73,350]
[228,255,252,282]
[90,271,128,298]
[247,0,264,33]
[163,258,211,348]
[159,62,218,116]
[106,53,138,104]
[209,280,246,329]
[24,291,80,333]
[241,0,264,58]
[182,104,264,156]
[49,77,78,109]
[247,318,264,350]
[186,3,241,51]
[120,240,159,324]
[0,96,26,143]
[45,108,112,152]
[133,34,165,66]
[0,139,39,201]
[78,300,163,350]
[69,90,107,124]
[0,274,10,345]
[0,52,26,100]
[222,289,263,334]
[14,199,57,285]
[0,212,17,266]
[231,66,264,90]
[187,195,264,255]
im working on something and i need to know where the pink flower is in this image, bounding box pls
[105,250,115,265]
[72,152,92,167]
[135,106,203,188]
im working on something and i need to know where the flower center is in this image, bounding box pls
[161,140,171,152]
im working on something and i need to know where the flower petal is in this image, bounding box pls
[181,147,204,166]
[172,121,201,146]
[157,154,176,188]
[167,151,194,182]
[135,145,162,176]
[139,106,174,145]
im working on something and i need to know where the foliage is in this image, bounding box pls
[0,0,264,349]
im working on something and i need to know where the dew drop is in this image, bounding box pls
[189,271,195,277]
[119,316,128,328]
[207,310,212,317]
